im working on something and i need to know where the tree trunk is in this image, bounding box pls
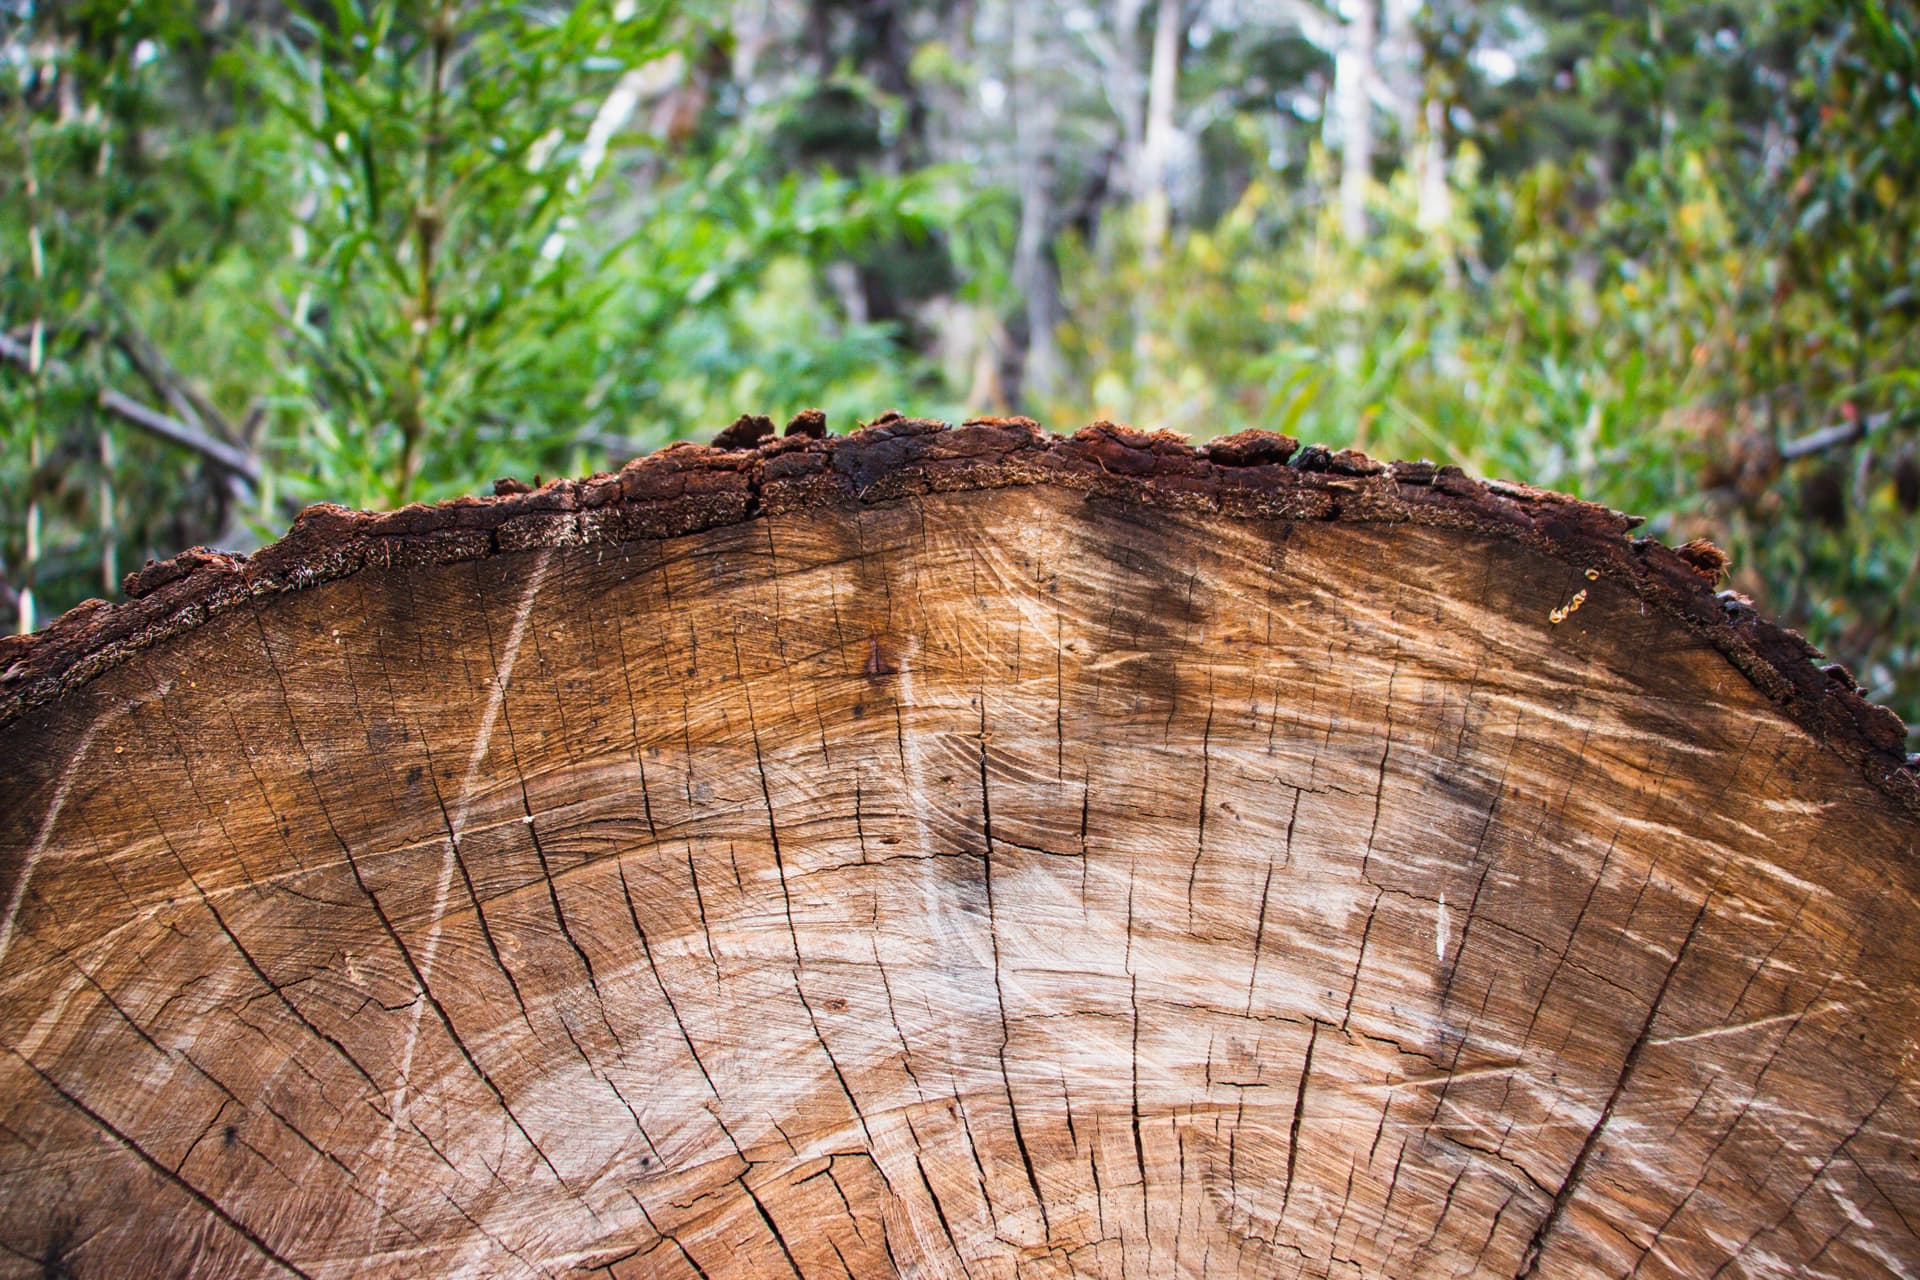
[1381,0,1420,147]
[1135,0,1183,256]
[1334,0,1376,243]
[1417,91,1450,233]
[1009,1,1063,410]
[1,419,1917,1279]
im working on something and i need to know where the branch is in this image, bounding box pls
[109,321,236,444]
[98,388,261,486]
[0,332,260,488]
[1778,410,1893,461]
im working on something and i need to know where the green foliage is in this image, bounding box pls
[252,0,676,506]
[250,0,977,507]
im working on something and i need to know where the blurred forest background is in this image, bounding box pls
[2,0,1917,732]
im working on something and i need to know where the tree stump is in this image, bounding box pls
[2,419,1916,1279]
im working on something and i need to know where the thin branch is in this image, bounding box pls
[0,332,260,488]
[108,317,235,443]
[98,389,261,486]
[1778,410,1893,461]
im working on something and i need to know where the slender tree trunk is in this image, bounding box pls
[1417,92,1450,232]
[2,422,1917,1277]
[1130,0,1185,377]
[1136,0,1183,256]
[1107,0,1150,200]
[1382,0,1420,145]
[1334,0,1376,242]
[97,428,115,597]
[19,134,45,636]
[1010,0,1062,408]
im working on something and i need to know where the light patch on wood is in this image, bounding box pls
[0,680,163,972]
[0,728,99,975]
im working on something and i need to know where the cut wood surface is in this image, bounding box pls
[1,417,1916,1279]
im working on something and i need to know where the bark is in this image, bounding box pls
[1,419,1917,1279]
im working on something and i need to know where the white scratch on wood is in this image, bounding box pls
[376,547,551,1220]
[10,965,94,1060]
[1648,1004,1833,1049]
[1368,1060,1524,1093]
[1856,1242,1918,1280]
[0,683,152,973]
[1435,892,1448,964]
[1833,1189,1876,1232]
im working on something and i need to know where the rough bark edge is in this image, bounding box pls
[2,415,1913,817]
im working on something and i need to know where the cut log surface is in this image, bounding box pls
[2,418,1917,1280]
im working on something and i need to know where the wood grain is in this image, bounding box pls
[0,419,1915,1278]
